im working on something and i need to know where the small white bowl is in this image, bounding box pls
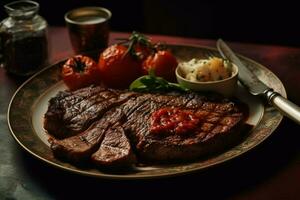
[176,64,238,97]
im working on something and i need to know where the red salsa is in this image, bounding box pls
[150,107,201,136]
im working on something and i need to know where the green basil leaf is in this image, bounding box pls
[129,70,189,92]
[129,75,148,90]
[140,76,155,86]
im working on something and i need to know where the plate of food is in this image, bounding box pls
[7,33,285,179]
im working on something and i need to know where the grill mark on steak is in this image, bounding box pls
[45,87,137,138]
[49,92,145,163]
[53,86,106,117]
[113,94,152,117]
[65,92,119,133]
[50,88,91,108]
[63,86,106,107]
[63,89,123,122]
[133,93,197,150]
[194,101,241,141]
[136,100,246,162]
[122,100,155,143]
[118,93,169,132]
[82,95,155,166]
[49,93,174,165]
[63,89,117,121]
[122,93,197,152]
[44,86,107,138]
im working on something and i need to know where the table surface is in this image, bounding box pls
[1,27,300,199]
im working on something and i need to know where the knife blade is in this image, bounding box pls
[217,39,300,125]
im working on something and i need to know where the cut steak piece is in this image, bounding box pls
[91,126,136,167]
[44,86,106,138]
[50,108,125,163]
[44,85,137,138]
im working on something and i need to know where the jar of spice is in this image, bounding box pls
[0,0,48,76]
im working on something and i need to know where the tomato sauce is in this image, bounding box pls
[150,107,202,136]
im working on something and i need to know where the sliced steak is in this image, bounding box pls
[50,108,125,163]
[91,126,136,167]
[44,86,106,137]
[45,86,248,166]
[44,86,137,138]
[49,94,154,166]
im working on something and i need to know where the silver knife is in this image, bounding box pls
[217,39,300,125]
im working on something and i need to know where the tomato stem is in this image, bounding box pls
[73,57,86,73]
[118,31,169,60]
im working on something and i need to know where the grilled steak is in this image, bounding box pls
[136,103,245,162]
[45,86,248,167]
[44,85,137,138]
[50,108,125,163]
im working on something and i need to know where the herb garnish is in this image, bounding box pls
[129,69,189,92]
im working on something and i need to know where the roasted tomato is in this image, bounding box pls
[142,50,178,82]
[98,44,142,88]
[62,55,100,90]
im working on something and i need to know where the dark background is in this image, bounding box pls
[1,1,300,199]
[1,0,300,46]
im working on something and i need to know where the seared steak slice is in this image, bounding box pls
[49,94,154,165]
[44,86,106,137]
[44,86,137,138]
[91,126,136,167]
[50,108,125,163]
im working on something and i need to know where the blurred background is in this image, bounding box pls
[1,0,300,47]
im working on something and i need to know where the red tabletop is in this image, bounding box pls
[1,27,300,199]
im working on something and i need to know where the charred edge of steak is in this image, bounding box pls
[138,123,248,164]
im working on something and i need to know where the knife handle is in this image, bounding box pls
[265,90,300,125]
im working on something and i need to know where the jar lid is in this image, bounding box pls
[5,0,39,19]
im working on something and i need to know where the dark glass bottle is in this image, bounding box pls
[0,0,48,76]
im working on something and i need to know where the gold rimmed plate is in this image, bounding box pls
[7,44,286,179]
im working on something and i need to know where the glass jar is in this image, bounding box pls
[0,0,48,76]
